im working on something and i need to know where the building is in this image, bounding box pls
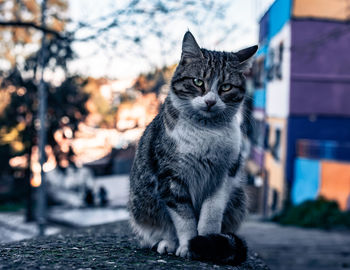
[248,0,350,216]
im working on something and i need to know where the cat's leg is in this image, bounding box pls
[189,179,248,265]
[129,171,178,253]
[164,178,197,258]
[156,229,178,254]
[197,176,231,235]
[167,207,197,257]
[221,185,247,233]
[129,217,159,248]
[130,214,177,253]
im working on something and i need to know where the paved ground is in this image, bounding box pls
[94,175,129,206]
[0,212,60,244]
[48,207,129,227]
[1,214,349,269]
[1,173,349,269]
[239,220,350,270]
[0,174,129,244]
[0,220,269,270]
[0,207,130,244]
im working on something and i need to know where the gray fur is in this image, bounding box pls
[128,31,257,258]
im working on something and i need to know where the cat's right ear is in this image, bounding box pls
[181,31,203,64]
[235,45,258,72]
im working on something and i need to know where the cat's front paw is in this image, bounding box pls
[157,239,176,254]
[176,244,190,258]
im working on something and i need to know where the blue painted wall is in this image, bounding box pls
[253,89,266,109]
[256,43,268,57]
[286,116,350,183]
[268,0,292,40]
[292,158,320,205]
[297,139,350,161]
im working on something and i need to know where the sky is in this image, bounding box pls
[68,0,274,80]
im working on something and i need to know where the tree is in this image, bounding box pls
[1,0,239,75]
[68,0,238,76]
[0,0,238,212]
[0,69,89,162]
[0,0,68,71]
[0,1,88,223]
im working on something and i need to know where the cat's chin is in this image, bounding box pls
[197,108,222,117]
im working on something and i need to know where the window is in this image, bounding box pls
[271,128,281,161]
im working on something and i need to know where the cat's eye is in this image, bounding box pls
[220,84,233,92]
[193,78,204,87]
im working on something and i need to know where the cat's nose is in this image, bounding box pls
[205,99,217,108]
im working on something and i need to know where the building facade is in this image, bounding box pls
[248,0,350,216]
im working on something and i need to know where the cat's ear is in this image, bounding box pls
[181,31,203,62]
[235,45,258,72]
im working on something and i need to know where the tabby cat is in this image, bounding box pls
[129,31,257,265]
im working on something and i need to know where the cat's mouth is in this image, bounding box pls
[201,105,219,112]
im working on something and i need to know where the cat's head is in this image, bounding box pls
[170,31,257,123]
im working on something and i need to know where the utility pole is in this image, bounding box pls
[37,0,48,236]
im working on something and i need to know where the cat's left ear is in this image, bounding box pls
[235,45,258,72]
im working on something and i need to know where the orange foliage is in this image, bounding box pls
[0,0,68,68]
[22,0,39,15]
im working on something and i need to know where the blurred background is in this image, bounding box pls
[0,0,349,262]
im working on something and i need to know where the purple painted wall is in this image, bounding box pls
[259,11,269,43]
[290,19,350,116]
[251,146,265,168]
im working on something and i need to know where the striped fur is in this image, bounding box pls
[128,31,257,265]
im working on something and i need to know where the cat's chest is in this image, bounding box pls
[168,118,240,158]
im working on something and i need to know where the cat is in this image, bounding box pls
[128,31,257,265]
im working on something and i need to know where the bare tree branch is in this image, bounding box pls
[0,20,64,39]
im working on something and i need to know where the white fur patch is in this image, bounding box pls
[167,207,197,246]
[168,116,241,157]
[197,176,231,235]
[168,88,242,157]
